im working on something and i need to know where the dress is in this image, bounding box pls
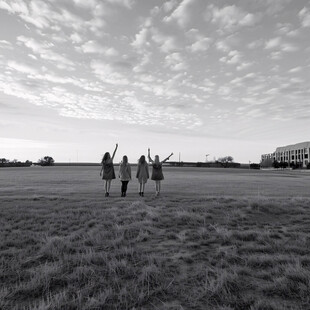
[136,162,149,183]
[151,163,164,181]
[102,160,116,180]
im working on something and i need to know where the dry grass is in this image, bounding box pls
[1,167,310,309]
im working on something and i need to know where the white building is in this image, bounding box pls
[261,141,310,168]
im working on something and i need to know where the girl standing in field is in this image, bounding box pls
[118,155,131,197]
[100,143,118,197]
[136,155,149,197]
[148,148,173,196]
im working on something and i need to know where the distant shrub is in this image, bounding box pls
[307,163,310,169]
[250,163,260,170]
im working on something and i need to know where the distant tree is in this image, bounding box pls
[218,156,234,168]
[273,160,280,169]
[38,156,55,166]
[0,158,8,164]
[279,162,288,169]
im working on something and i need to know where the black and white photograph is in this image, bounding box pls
[1,0,310,309]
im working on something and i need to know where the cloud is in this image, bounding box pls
[151,29,179,53]
[79,40,119,56]
[131,27,150,49]
[90,60,129,85]
[265,37,281,49]
[237,62,254,71]
[163,0,196,28]
[299,7,310,27]
[17,36,75,70]
[72,0,99,9]
[187,37,211,53]
[0,0,50,28]
[70,32,83,44]
[259,0,292,15]
[7,60,38,75]
[207,4,261,32]
[132,52,152,73]
[288,66,302,73]
[0,40,13,50]
[162,0,178,13]
[165,53,188,71]
[220,50,242,65]
[280,43,299,52]
[105,0,135,9]
[215,40,231,53]
[247,39,264,49]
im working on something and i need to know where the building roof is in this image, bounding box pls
[275,141,310,152]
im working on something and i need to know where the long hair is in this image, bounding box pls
[101,152,110,164]
[139,155,146,164]
[122,155,128,165]
[154,155,160,163]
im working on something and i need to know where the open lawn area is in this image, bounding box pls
[1,167,310,309]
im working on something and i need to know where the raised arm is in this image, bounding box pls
[162,152,174,163]
[111,143,118,160]
[148,148,154,163]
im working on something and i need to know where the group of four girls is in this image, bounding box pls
[100,144,173,197]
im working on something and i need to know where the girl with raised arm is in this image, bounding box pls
[100,143,118,197]
[118,155,131,197]
[136,155,149,197]
[148,148,173,196]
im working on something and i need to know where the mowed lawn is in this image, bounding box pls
[1,166,310,310]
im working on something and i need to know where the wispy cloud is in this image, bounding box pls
[299,7,310,27]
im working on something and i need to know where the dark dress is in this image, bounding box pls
[102,161,116,180]
[151,163,164,181]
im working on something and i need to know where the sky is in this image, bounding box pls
[0,0,310,164]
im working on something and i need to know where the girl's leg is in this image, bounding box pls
[138,183,142,195]
[104,180,108,196]
[155,181,160,195]
[123,181,129,196]
[158,181,161,193]
[107,179,111,196]
[141,182,145,196]
[121,181,125,196]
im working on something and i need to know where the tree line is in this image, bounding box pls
[0,156,55,167]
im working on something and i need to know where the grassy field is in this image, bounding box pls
[1,166,310,309]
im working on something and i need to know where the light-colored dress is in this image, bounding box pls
[102,159,115,180]
[136,162,149,183]
[119,163,131,181]
[151,163,164,181]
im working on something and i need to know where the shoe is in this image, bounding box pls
[105,193,108,197]
[121,193,124,197]
[124,193,126,197]
[141,192,144,197]
[107,192,110,197]
[139,192,141,196]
